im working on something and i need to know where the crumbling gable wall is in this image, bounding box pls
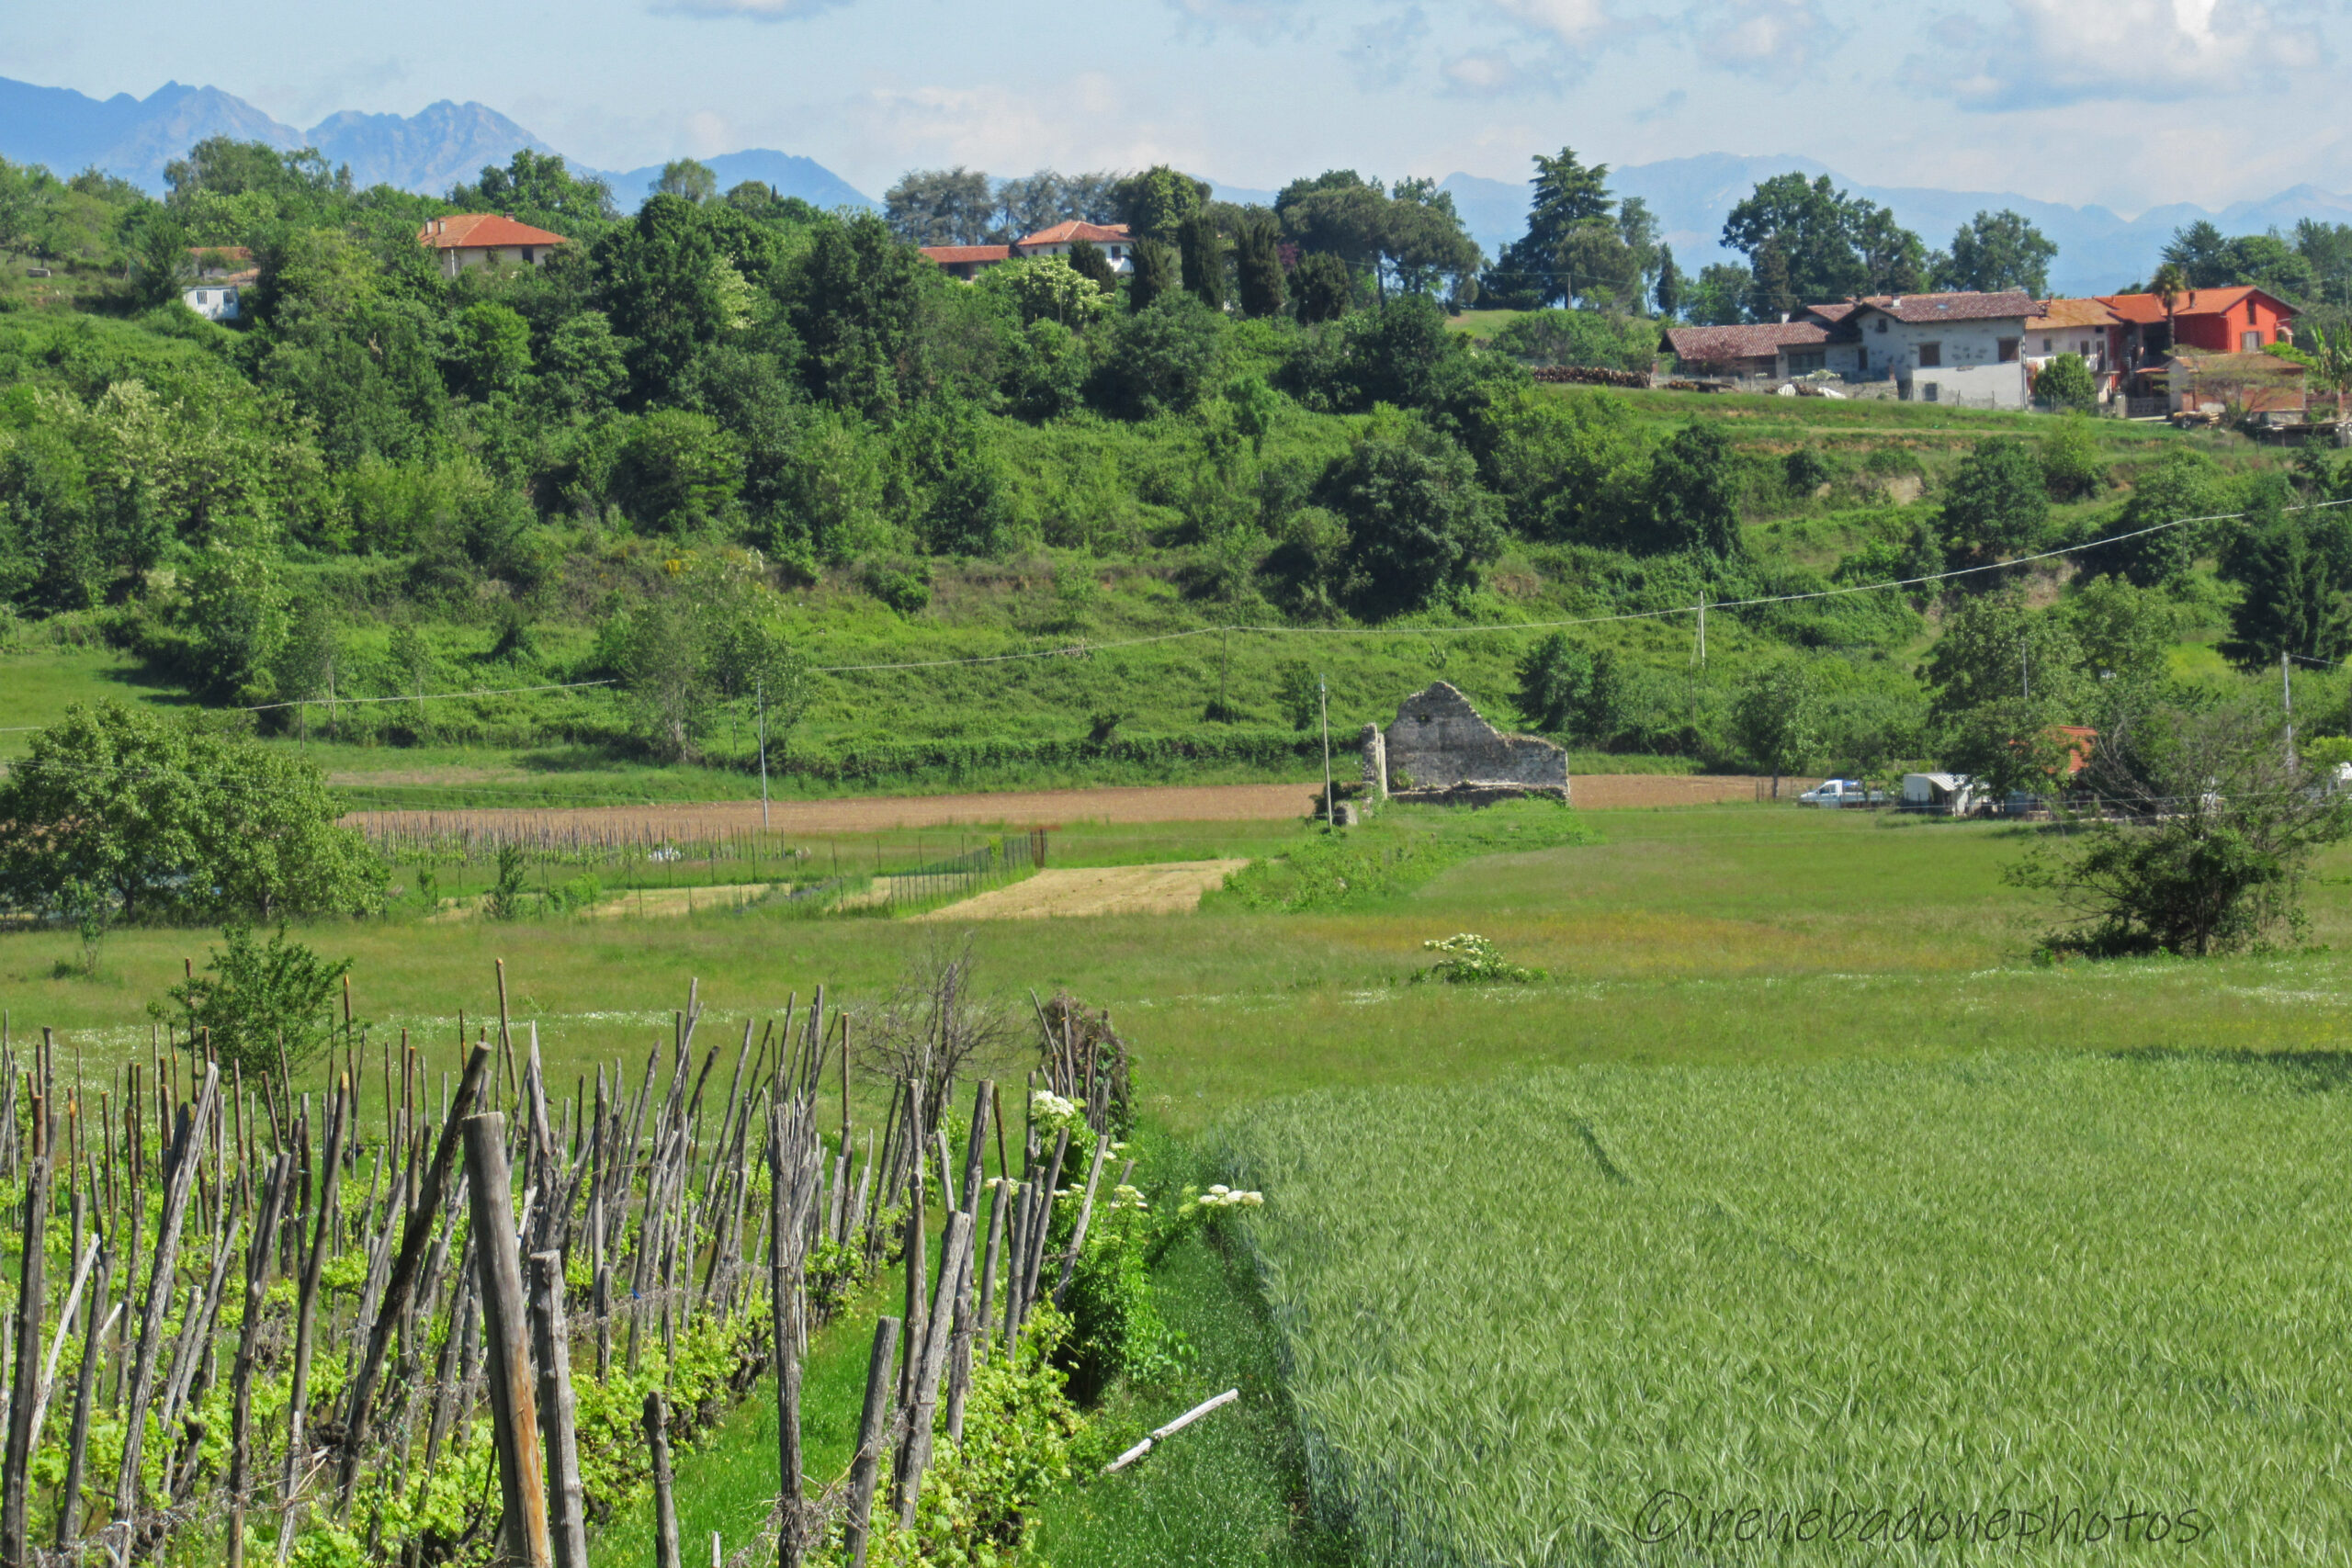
[1373,682,1567,796]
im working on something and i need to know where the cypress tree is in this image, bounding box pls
[1235,213,1286,319]
[1177,211,1227,310]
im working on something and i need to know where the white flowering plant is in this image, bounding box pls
[1029,1089,1089,1138]
[1413,932,1545,986]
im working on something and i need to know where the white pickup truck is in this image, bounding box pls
[1798,778,1888,807]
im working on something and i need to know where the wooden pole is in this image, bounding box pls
[2,1117,50,1567]
[528,1252,587,1568]
[842,1317,899,1568]
[335,1042,493,1506]
[115,1064,218,1530]
[462,1112,551,1568]
[644,1392,680,1568]
[227,1155,292,1568]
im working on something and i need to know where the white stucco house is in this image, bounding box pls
[182,245,255,322]
[921,220,1139,281]
[1844,290,2037,407]
[416,215,570,280]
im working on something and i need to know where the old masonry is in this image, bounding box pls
[1359,682,1570,807]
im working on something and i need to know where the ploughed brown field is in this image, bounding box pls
[342,774,1805,840]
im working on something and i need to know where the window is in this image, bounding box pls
[1917,341,1942,367]
[521,246,535,264]
[1997,338,2019,364]
[223,289,236,304]
[1874,317,1888,333]
[2243,330,2262,352]
[1788,351,1825,374]
[2041,337,2053,353]
[194,291,209,305]
[2247,299,2258,323]
[1923,382,1940,403]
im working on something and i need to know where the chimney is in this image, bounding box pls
[1780,311,1790,324]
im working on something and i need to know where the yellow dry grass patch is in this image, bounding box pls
[915,860,1248,920]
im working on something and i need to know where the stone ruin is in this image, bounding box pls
[1359,682,1570,807]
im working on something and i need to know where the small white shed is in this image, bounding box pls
[1901,773,1979,815]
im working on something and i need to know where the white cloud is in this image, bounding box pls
[654,0,852,19]
[1691,0,1827,75]
[845,76,1183,175]
[1909,0,2334,108]
[1351,6,1431,87]
[1486,0,1613,46]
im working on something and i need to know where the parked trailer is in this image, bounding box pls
[1901,773,1981,816]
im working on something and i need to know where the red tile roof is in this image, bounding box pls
[919,244,1012,265]
[1853,290,2037,323]
[1661,321,1834,363]
[2098,286,2295,323]
[417,214,570,250]
[1014,220,1130,249]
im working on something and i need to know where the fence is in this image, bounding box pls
[785,829,1049,915]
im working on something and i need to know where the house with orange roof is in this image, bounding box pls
[2022,298,2125,401]
[917,244,1013,280]
[417,214,570,279]
[920,220,1137,282]
[2098,285,2294,362]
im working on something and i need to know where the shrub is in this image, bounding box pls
[2036,352,2098,411]
[151,924,355,1077]
[1413,932,1546,984]
[862,562,933,614]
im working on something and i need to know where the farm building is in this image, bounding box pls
[416,214,570,279]
[922,220,1137,281]
[182,244,255,321]
[2164,350,2308,417]
[1362,682,1569,805]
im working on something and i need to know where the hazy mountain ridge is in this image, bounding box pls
[0,75,876,213]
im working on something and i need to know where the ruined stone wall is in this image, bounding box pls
[1383,682,1567,792]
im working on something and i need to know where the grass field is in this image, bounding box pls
[14,801,2352,1564]
[1220,1053,2352,1563]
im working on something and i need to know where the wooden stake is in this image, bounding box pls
[529,1252,587,1568]
[842,1317,899,1568]
[462,1112,551,1568]
[644,1391,680,1568]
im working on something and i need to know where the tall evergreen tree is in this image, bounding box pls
[1177,209,1228,310]
[1127,238,1180,313]
[1233,211,1287,319]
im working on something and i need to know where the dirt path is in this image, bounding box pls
[350,775,1796,840]
[914,861,1248,921]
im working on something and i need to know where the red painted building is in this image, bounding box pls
[2098,285,2296,356]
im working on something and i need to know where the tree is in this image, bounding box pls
[1938,438,2049,568]
[449,149,617,226]
[606,592,715,761]
[1642,423,1742,558]
[1176,209,1227,310]
[1317,410,1503,619]
[785,211,934,418]
[2065,574,2182,684]
[976,254,1112,328]
[1939,210,2058,295]
[1732,659,1818,795]
[1485,147,1614,308]
[993,171,1069,238]
[650,157,716,205]
[2089,446,2220,588]
[131,218,194,310]
[884,166,996,245]
[2008,699,2351,956]
[2035,353,2097,412]
[1291,253,1355,323]
[2295,219,2352,306]
[0,701,384,924]
[592,193,729,405]
[1125,238,1180,314]
[1065,239,1118,296]
[450,300,533,399]
[2217,474,2352,669]
[1091,293,1226,418]
[1654,243,1681,320]
[1723,173,1908,307]
[1233,211,1286,319]
[1918,587,2088,738]
[2037,412,2106,500]
[1516,632,1595,732]
[154,924,354,1075]
[1112,165,1212,244]
[2161,220,2231,289]
[612,409,743,532]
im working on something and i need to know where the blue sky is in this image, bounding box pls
[8,0,2351,211]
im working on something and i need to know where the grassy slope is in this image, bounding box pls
[0,389,2256,807]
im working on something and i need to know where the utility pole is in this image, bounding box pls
[1318,675,1334,830]
[756,680,770,831]
[1693,591,1707,665]
[2283,649,2295,767]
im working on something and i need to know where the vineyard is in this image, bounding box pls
[1220,1054,2352,1565]
[0,962,1141,1568]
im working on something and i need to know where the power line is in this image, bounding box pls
[807,496,2352,673]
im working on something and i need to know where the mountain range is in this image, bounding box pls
[5,74,2350,295]
[0,75,877,215]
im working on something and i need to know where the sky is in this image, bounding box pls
[7,0,2352,213]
